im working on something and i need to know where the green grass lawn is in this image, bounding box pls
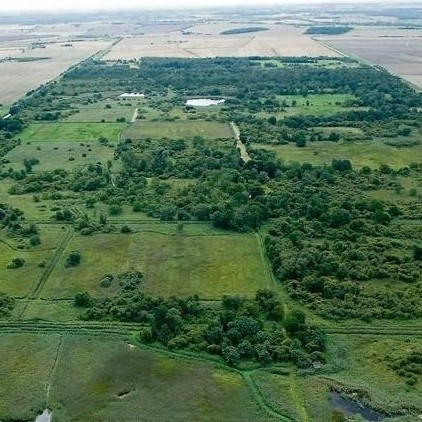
[50,336,273,422]
[42,230,271,300]
[18,122,128,142]
[21,299,81,321]
[123,120,233,140]
[256,140,422,169]
[0,333,60,421]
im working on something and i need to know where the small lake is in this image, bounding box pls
[330,392,384,421]
[186,98,225,107]
[35,409,52,422]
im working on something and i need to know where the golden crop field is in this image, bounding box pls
[0,39,112,106]
[104,23,338,60]
[316,27,422,89]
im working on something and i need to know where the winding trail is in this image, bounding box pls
[230,121,251,163]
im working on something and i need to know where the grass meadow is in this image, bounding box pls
[49,336,273,422]
[18,122,128,142]
[0,333,60,421]
[0,241,55,298]
[4,140,116,172]
[123,120,233,140]
[64,99,139,123]
[256,140,422,169]
[42,230,271,300]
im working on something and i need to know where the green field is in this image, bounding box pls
[256,140,422,168]
[123,120,234,140]
[272,93,360,117]
[64,99,138,123]
[18,123,128,142]
[21,299,81,321]
[50,336,274,422]
[42,230,271,300]
[4,140,116,172]
[0,241,55,298]
[0,333,60,421]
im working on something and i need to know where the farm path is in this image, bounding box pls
[131,107,138,122]
[230,121,251,163]
[17,229,74,319]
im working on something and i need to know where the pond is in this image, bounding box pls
[35,409,52,422]
[330,392,385,421]
[120,93,145,97]
[186,98,225,107]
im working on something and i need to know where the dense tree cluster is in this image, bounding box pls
[0,203,40,246]
[264,163,422,320]
[305,26,353,35]
[76,284,325,368]
[0,293,14,316]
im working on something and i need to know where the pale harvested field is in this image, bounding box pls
[104,23,337,60]
[0,40,111,105]
[317,27,422,89]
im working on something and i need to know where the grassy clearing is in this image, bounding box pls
[0,241,55,298]
[64,99,138,123]
[4,140,116,172]
[277,93,358,116]
[0,182,80,221]
[256,140,422,168]
[18,122,128,142]
[123,120,233,140]
[50,336,272,422]
[22,300,81,321]
[0,333,60,421]
[42,230,270,300]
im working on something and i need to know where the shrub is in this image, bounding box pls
[7,257,25,269]
[66,251,81,267]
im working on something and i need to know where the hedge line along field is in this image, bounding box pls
[41,230,271,300]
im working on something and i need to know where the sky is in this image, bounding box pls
[0,0,410,12]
